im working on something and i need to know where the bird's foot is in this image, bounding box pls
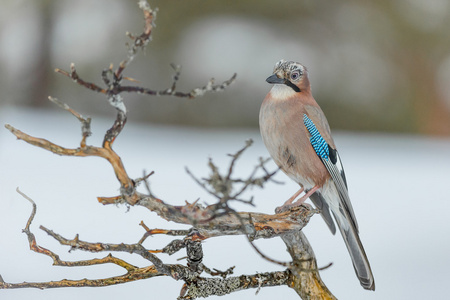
[275,185,319,214]
[275,203,296,214]
[275,192,309,213]
[275,202,313,214]
[277,187,304,209]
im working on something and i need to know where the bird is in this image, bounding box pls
[259,59,375,290]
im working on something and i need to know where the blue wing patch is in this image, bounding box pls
[303,114,329,161]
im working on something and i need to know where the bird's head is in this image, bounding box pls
[266,60,309,94]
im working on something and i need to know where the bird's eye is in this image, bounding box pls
[291,71,300,80]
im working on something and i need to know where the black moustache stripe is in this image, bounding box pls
[284,80,301,93]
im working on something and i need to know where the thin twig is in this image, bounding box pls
[117,72,237,98]
[55,64,106,94]
[48,96,92,146]
[185,167,221,200]
[226,139,253,181]
[134,170,155,186]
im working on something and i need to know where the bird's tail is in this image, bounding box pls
[333,210,375,291]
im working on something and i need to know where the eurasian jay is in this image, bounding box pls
[259,59,375,290]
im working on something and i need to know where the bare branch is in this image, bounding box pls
[116,0,157,79]
[51,1,235,156]
[117,72,237,98]
[202,266,235,278]
[55,1,234,104]
[138,221,189,244]
[186,140,278,211]
[0,267,162,290]
[55,63,106,94]
[180,271,290,299]
[48,96,92,146]
[134,170,155,186]
[5,124,139,205]
[226,139,253,181]
[282,231,338,299]
[188,73,237,98]
[0,189,163,290]
[0,194,290,296]
[103,107,126,147]
[185,167,221,200]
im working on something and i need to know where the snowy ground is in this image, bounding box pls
[0,107,449,300]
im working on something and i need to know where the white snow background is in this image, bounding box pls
[0,107,449,299]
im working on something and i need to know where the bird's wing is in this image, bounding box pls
[304,112,375,290]
[303,113,358,231]
[322,154,358,231]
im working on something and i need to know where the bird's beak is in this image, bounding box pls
[266,74,285,84]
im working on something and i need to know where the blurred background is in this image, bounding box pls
[1,1,450,300]
[1,0,450,134]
